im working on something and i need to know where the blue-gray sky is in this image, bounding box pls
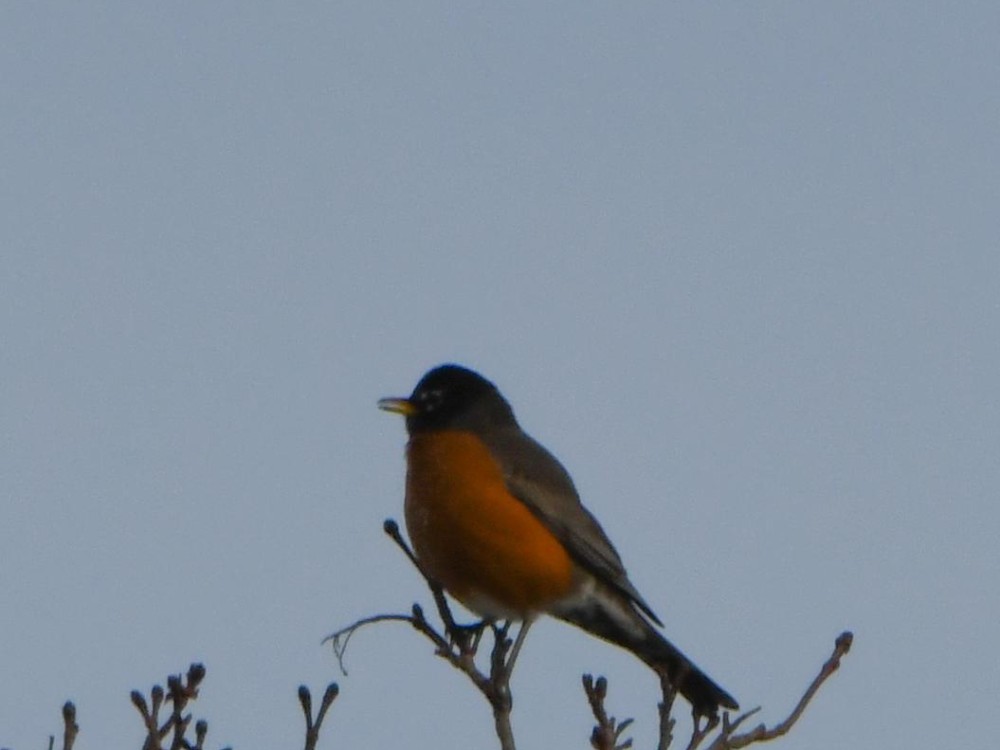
[2,3,998,749]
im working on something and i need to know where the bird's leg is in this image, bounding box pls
[502,618,533,676]
[484,618,533,715]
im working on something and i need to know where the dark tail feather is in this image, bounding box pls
[556,599,739,715]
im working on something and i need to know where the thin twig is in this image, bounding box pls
[713,631,853,749]
[323,613,416,674]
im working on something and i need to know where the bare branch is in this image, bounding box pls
[657,673,678,750]
[130,663,223,750]
[583,675,634,750]
[61,701,78,750]
[383,518,476,648]
[713,631,853,749]
[299,682,340,750]
[328,519,528,750]
[596,631,852,750]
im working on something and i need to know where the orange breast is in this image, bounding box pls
[404,431,576,619]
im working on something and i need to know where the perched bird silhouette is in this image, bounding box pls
[379,364,738,714]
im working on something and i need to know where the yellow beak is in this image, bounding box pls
[377,397,417,416]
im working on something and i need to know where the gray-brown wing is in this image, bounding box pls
[481,426,663,625]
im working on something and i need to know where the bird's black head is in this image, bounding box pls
[378,364,517,434]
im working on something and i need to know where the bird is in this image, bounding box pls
[377,363,738,714]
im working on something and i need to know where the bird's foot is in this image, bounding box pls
[447,618,490,656]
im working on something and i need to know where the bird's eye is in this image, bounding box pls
[419,388,444,412]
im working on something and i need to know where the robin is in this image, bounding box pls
[378,364,738,714]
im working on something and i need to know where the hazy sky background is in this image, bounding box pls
[3,2,998,749]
